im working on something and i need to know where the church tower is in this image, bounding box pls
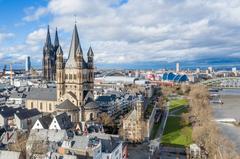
[56,46,64,100]
[56,24,94,109]
[42,26,58,81]
[87,47,94,93]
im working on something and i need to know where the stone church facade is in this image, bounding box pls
[26,25,98,122]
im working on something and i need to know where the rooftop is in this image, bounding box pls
[56,99,79,111]
[15,108,41,120]
[26,88,57,101]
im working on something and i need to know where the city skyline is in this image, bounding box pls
[1,0,240,69]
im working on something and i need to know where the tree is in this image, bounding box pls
[189,84,240,158]
[97,112,114,127]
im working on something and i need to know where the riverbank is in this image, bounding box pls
[212,89,240,151]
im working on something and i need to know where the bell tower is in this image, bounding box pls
[87,47,94,93]
[56,46,64,100]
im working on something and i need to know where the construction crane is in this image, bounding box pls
[2,61,24,80]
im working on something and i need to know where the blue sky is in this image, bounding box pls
[1,0,240,69]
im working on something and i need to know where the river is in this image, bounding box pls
[211,89,240,151]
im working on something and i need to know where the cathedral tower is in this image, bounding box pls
[42,26,59,81]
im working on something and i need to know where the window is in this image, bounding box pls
[65,74,68,79]
[74,74,76,80]
[31,102,33,109]
[69,74,72,80]
[40,103,42,110]
[49,103,52,111]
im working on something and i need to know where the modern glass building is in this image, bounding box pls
[162,72,188,83]
[25,56,31,72]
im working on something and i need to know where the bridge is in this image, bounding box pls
[201,77,240,88]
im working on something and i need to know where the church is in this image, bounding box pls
[26,24,99,122]
[42,25,58,81]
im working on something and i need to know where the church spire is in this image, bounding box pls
[45,25,52,47]
[54,27,59,48]
[65,24,83,68]
[57,45,63,55]
[69,24,82,58]
[87,46,94,57]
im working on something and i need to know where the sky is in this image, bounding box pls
[1,0,240,69]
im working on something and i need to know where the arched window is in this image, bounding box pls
[49,103,52,111]
[90,113,94,121]
[40,103,43,110]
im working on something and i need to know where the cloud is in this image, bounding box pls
[23,7,48,22]
[26,28,46,45]
[0,32,14,42]
[19,0,240,65]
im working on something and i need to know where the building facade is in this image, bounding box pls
[27,24,98,122]
[55,24,95,121]
[122,99,145,142]
[25,56,31,72]
[42,26,59,81]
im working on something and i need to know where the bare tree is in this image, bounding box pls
[188,84,240,158]
[97,112,114,127]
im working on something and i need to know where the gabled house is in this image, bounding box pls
[0,130,17,145]
[32,115,53,130]
[49,112,72,130]
[0,106,19,128]
[14,108,41,130]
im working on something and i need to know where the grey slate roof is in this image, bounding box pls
[38,115,53,129]
[26,88,57,101]
[87,47,94,57]
[91,133,121,153]
[85,101,98,109]
[65,24,82,68]
[56,99,79,110]
[15,108,41,120]
[45,25,52,48]
[55,112,73,129]
[54,28,59,48]
[65,24,88,69]
[96,95,116,102]
[0,106,22,118]
[56,46,63,55]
